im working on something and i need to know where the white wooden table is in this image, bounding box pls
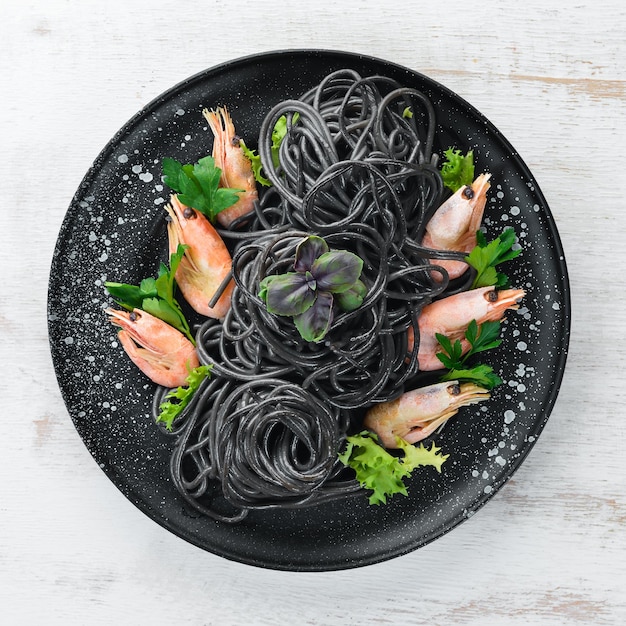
[3,0,625,623]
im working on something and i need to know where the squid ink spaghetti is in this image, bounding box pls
[149,69,484,523]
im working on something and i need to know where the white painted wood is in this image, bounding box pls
[2,0,625,623]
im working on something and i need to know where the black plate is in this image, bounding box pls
[48,50,570,571]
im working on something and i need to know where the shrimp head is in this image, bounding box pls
[203,106,258,227]
[423,173,491,280]
[364,381,490,448]
[410,286,526,371]
[166,195,234,319]
[107,308,199,388]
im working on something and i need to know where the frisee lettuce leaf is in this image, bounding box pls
[240,139,270,187]
[270,113,299,167]
[240,113,300,187]
[441,148,475,193]
[156,364,212,430]
[338,431,449,505]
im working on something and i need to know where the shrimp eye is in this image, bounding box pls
[462,186,475,199]
[183,207,196,219]
[447,383,461,396]
[485,289,498,303]
[231,134,241,146]
[129,311,141,322]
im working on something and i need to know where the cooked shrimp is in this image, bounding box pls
[422,173,491,280]
[165,194,234,319]
[107,308,199,388]
[409,286,526,371]
[203,106,258,227]
[364,381,490,449]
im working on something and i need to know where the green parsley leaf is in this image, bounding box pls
[434,333,464,370]
[440,364,502,390]
[338,431,449,505]
[141,297,184,331]
[104,244,194,344]
[162,155,243,223]
[464,319,502,356]
[466,227,522,289]
[154,244,186,308]
[435,320,504,391]
[161,157,185,193]
[103,277,158,311]
[441,148,475,193]
[156,364,212,430]
[437,319,503,367]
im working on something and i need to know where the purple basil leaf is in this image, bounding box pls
[304,271,317,291]
[265,272,316,316]
[294,235,329,272]
[335,279,367,311]
[311,251,364,293]
[293,292,334,343]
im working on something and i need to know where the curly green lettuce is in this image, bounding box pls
[156,364,212,430]
[441,148,475,193]
[338,431,449,505]
[240,113,300,187]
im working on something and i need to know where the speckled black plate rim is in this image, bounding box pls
[48,48,571,571]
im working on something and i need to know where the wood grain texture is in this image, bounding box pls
[2,0,625,623]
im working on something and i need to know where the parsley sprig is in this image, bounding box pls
[435,319,503,390]
[162,155,242,223]
[104,244,194,344]
[466,227,521,289]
